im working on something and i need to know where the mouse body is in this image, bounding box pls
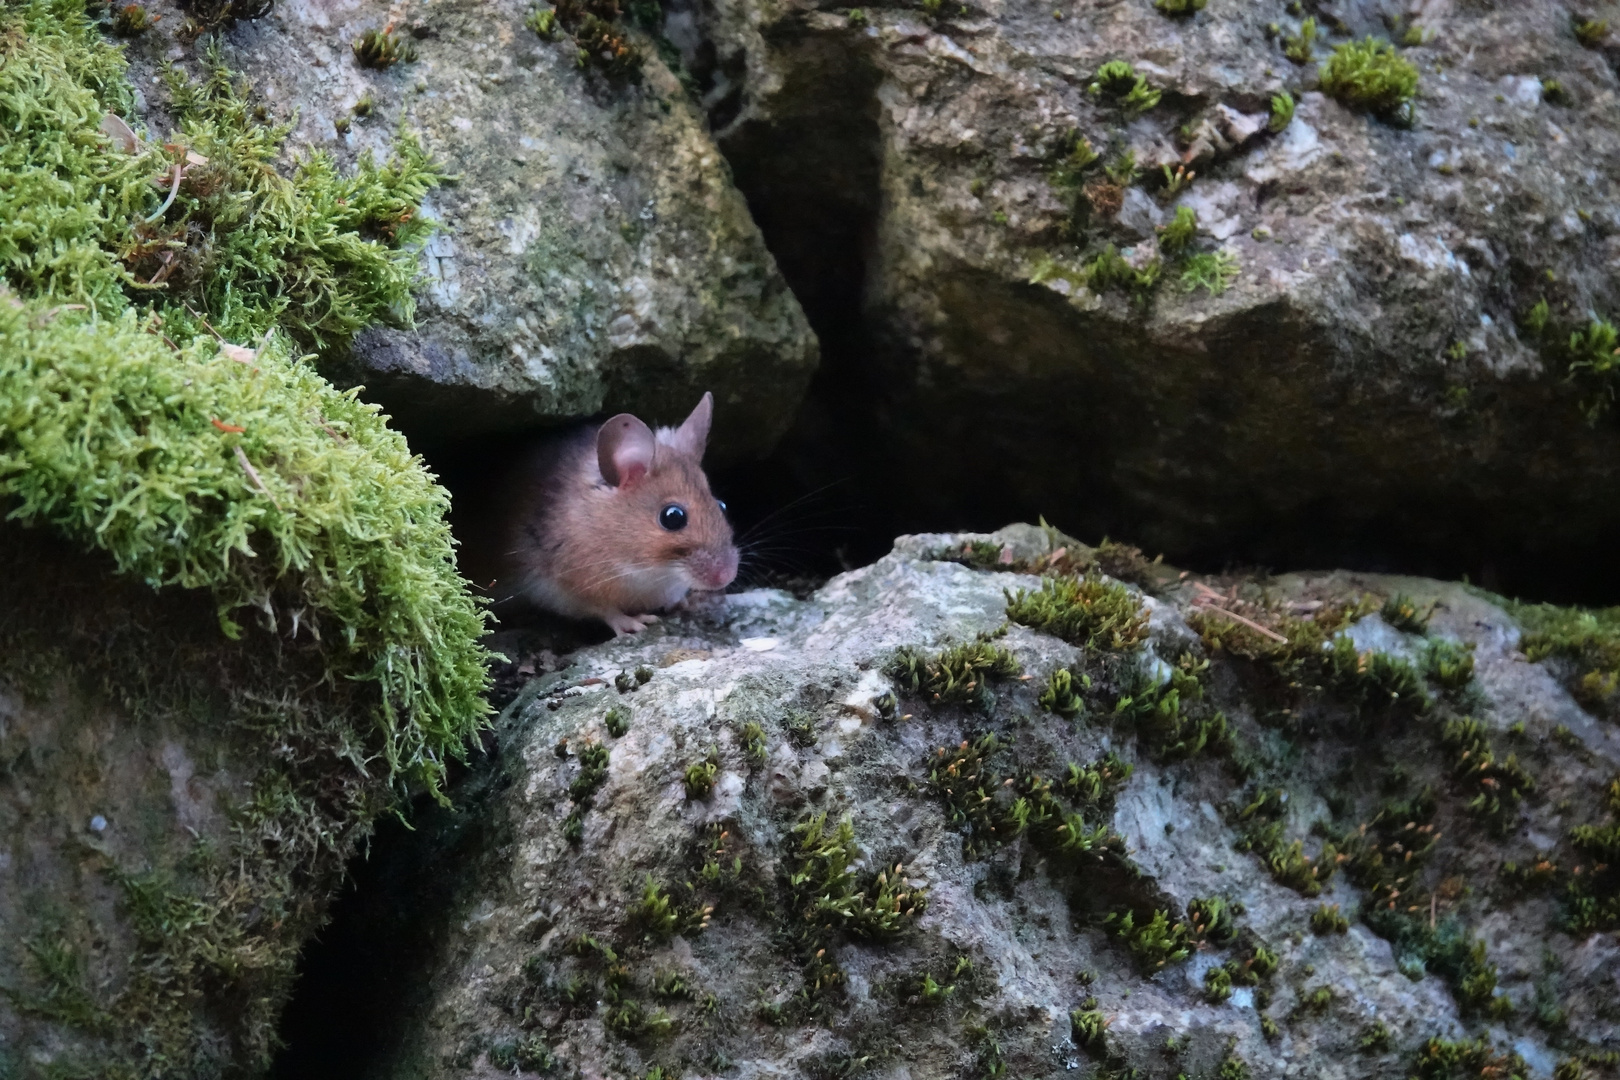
[503,393,739,636]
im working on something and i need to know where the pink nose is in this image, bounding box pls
[693,548,739,590]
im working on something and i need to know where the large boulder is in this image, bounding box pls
[124,0,820,456]
[672,0,1620,573]
[320,525,1620,1078]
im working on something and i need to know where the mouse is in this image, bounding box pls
[501,392,740,636]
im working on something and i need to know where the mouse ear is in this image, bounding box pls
[597,413,656,489]
[667,391,714,459]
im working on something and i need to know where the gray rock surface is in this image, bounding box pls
[126,0,819,454]
[675,0,1620,564]
[351,525,1620,1079]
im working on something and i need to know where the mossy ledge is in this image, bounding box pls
[0,2,490,1074]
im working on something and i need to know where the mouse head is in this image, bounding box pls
[595,392,739,594]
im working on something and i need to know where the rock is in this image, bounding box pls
[124,0,819,457]
[676,0,1620,574]
[333,526,1620,1079]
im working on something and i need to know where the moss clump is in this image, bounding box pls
[1511,601,1620,717]
[1282,17,1318,63]
[1153,0,1205,14]
[684,754,719,799]
[1311,903,1350,934]
[1269,90,1295,131]
[1320,38,1419,122]
[1085,244,1162,299]
[1007,573,1149,651]
[1180,250,1239,296]
[628,876,712,942]
[1439,717,1533,834]
[1410,1037,1528,1080]
[1564,779,1620,932]
[1572,15,1610,47]
[1424,638,1476,691]
[887,635,1022,711]
[1381,592,1431,633]
[1234,788,1338,896]
[564,744,612,841]
[1186,896,1238,945]
[1107,907,1193,971]
[1038,667,1086,717]
[1088,60,1162,114]
[1113,655,1231,760]
[533,0,646,80]
[1158,205,1198,256]
[605,704,631,737]
[352,27,418,68]
[1071,1007,1108,1052]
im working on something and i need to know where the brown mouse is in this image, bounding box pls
[502,393,739,635]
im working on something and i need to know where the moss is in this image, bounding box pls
[887,634,1022,711]
[684,754,719,799]
[1572,15,1609,47]
[175,0,271,32]
[1282,17,1318,63]
[1424,638,1476,691]
[1038,667,1086,717]
[1113,655,1231,761]
[352,27,417,68]
[1381,592,1431,633]
[1071,1007,1108,1053]
[605,704,631,737]
[1564,784,1620,932]
[1320,38,1419,122]
[536,0,645,81]
[564,743,611,842]
[1180,250,1239,296]
[1310,903,1350,934]
[107,3,156,36]
[1158,206,1198,256]
[1006,573,1149,651]
[1410,1036,1528,1080]
[1047,131,1101,192]
[1439,717,1533,834]
[741,720,767,762]
[628,876,712,942]
[1234,787,1338,896]
[1269,90,1296,131]
[1107,907,1192,971]
[1153,0,1205,12]
[1083,244,1161,299]
[1510,600,1620,717]
[1088,61,1161,114]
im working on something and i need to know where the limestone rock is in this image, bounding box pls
[675,0,1620,568]
[126,0,819,456]
[339,526,1620,1078]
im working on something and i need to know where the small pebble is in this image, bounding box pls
[89,814,107,832]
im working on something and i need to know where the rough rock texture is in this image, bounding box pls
[0,528,398,1077]
[673,0,1620,573]
[121,0,818,455]
[336,525,1620,1079]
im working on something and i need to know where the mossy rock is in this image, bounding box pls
[145,0,821,457]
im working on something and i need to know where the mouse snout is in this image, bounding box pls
[689,546,739,591]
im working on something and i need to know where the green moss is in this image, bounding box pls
[1038,667,1087,717]
[887,635,1022,711]
[1006,573,1149,651]
[605,704,631,737]
[1234,787,1338,896]
[1186,896,1238,945]
[1424,638,1476,691]
[1071,1007,1108,1053]
[1282,17,1318,63]
[684,754,719,799]
[1439,717,1533,834]
[628,876,712,942]
[1153,0,1205,12]
[352,27,417,68]
[741,720,767,762]
[1269,90,1296,131]
[1510,599,1620,716]
[1564,783,1620,932]
[1572,15,1609,47]
[1087,60,1161,113]
[1107,907,1192,971]
[1179,250,1239,296]
[539,0,645,80]
[1158,206,1198,256]
[1320,38,1419,122]
[1084,244,1161,298]
[1310,903,1350,934]
[1410,1036,1528,1080]
[1381,592,1431,633]
[564,743,611,842]
[1047,131,1100,191]
[1113,656,1231,761]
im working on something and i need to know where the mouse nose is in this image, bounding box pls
[692,548,739,590]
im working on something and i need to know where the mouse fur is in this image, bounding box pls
[503,393,739,636]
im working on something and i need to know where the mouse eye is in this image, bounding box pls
[716,499,727,513]
[659,504,688,531]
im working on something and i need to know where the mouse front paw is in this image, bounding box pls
[604,611,660,636]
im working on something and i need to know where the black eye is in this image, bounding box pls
[659,504,688,531]
[717,500,727,513]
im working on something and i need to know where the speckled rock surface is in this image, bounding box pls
[121,0,818,455]
[671,0,1620,567]
[343,525,1620,1079]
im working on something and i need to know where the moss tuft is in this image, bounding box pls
[1087,60,1161,113]
[1310,903,1350,934]
[1107,907,1192,971]
[352,27,417,68]
[887,635,1022,711]
[1381,592,1431,633]
[1269,90,1296,131]
[1180,250,1239,295]
[1152,0,1205,14]
[1007,573,1149,651]
[1320,38,1419,122]
[1572,15,1609,47]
